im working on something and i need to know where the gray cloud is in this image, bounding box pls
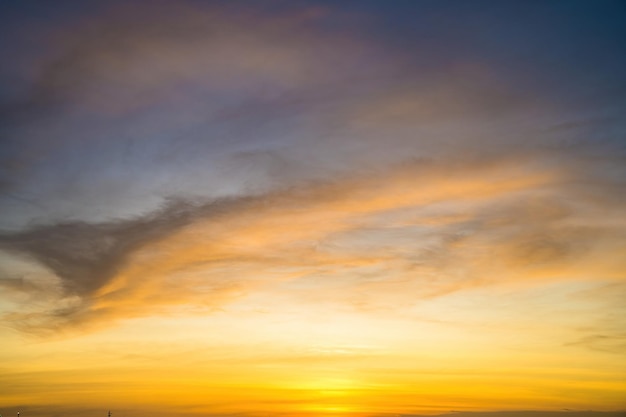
[0,275,44,294]
[567,333,626,354]
[0,196,254,297]
[0,193,278,335]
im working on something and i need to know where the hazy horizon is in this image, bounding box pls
[1,409,625,417]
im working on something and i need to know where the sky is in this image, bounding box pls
[0,0,625,416]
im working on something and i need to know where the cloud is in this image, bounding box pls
[0,0,384,228]
[0,276,43,293]
[0,198,204,296]
[567,333,626,354]
[1,1,355,113]
[0,1,624,342]
[2,155,624,335]
[0,195,263,333]
[2,0,624,240]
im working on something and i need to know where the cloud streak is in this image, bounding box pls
[1,155,624,336]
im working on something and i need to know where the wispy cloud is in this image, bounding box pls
[2,155,624,335]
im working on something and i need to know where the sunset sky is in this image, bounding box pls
[0,1,625,416]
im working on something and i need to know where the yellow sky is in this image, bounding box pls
[2,159,625,415]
